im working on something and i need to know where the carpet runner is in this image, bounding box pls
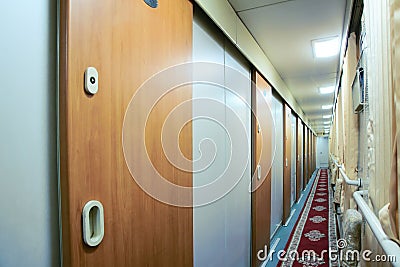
[280,169,338,267]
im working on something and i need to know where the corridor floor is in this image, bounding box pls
[264,169,338,267]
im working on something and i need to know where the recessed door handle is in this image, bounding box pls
[257,165,261,180]
[82,200,105,247]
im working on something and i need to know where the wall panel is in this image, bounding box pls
[193,8,252,267]
[296,119,303,199]
[270,93,284,238]
[0,1,59,266]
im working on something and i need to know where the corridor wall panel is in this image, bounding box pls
[296,119,303,198]
[270,93,284,238]
[0,1,59,266]
[59,0,193,266]
[193,9,251,267]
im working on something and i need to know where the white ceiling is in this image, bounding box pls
[228,0,347,134]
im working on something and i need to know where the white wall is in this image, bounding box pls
[270,94,284,237]
[316,136,329,168]
[0,1,59,266]
[193,8,251,267]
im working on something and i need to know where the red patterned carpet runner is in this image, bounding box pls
[280,169,338,267]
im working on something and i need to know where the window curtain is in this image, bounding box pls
[342,33,359,211]
[388,0,400,243]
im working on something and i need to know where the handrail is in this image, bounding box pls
[330,155,362,187]
[329,155,400,265]
[353,191,400,267]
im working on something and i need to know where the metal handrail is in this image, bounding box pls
[329,155,400,265]
[353,191,400,267]
[330,155,362,187]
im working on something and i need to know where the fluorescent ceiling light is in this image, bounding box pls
[312,37,340,58]
[323,115,332,119]
[319,86,335,94]
[323,121,330,124]
[322,104,333,110]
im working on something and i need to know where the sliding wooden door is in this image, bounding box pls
[251,71,272,267]
[307,128,313,182]
[59,0,193,266]
[296,118,303,201]
[303,126,308,186]
[283,104,292,223]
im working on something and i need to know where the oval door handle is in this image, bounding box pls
[82,200,105,247]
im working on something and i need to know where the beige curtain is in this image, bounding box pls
[335,90,345,210]
[363,0,394,265]
[389,0,400,241]
[342,33,359,211]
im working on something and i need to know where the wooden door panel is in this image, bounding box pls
[304,129,306,184]
[283,104,292,223]
[251,71,272,267]
[307,128,313,181]
[59,0,193,266]
[296,118,302,202]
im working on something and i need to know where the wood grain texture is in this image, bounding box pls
[251,71,272,267]
[283,104,292,223]
[308,129,312,181]
[303,126,308,188]
[59,0,193,266]
[296,118,302,202]
[313,134,316,171]
[307,129,310,183]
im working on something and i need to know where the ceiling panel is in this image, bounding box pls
[228,0,347,130]
[237,0,345,78]
[228,0,293,12]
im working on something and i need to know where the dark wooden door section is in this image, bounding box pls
[303,126,307,190]
[251,71,272,267]
[59,0,193,266]
[296,118,302,202]
[307,128,313,181]
[283,104,292,224]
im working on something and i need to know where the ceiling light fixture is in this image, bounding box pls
[322,104,333,110]
[312,37,340,58]
[319,86,335,94]
[323,115,332,119]
[323,121,330,124]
